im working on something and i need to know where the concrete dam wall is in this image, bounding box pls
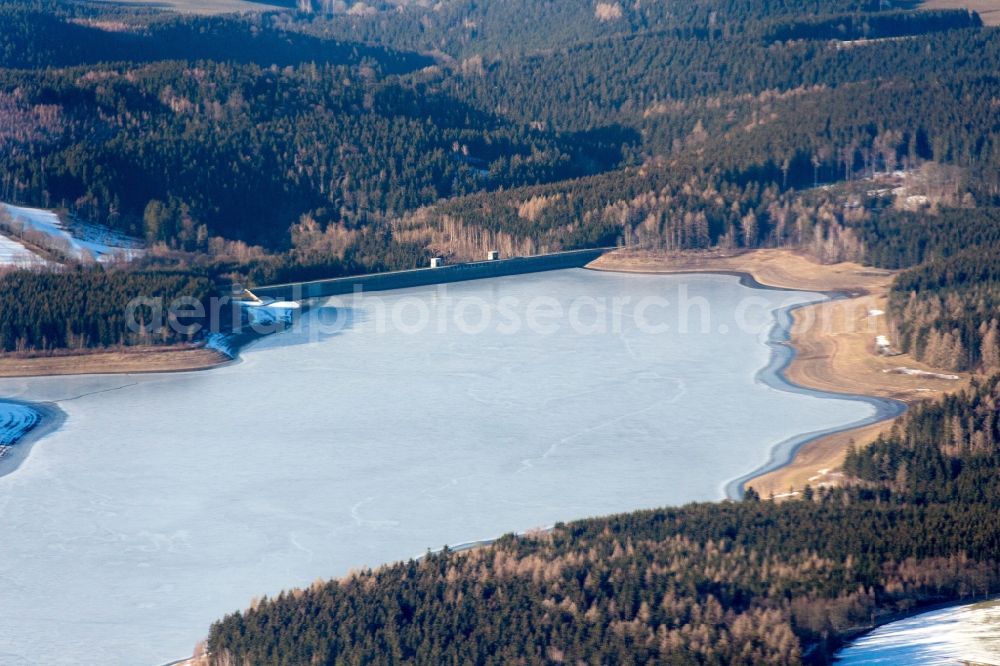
[251,248,612,301]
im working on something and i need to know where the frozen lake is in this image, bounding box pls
[0,269,879,665]
[837,599,1000,664]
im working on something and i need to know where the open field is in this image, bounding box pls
[0,345,229,377]
[921,0,1000,25]
[589,248,970,498]
[88,0,287,15]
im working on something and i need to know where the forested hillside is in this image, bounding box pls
[292,0,904,58]
[208,377,1000,665]
[0,60,602,246]
[844,374,1000,501]
[438,13,987,133]
[0,1,427,70]
[2,0,997,261]
[398,70,1000,259]
[887,248,1000,371]
[399,19,999,257]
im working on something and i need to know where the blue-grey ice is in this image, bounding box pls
[0,270,878,665]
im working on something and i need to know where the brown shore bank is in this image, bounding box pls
[0,344,230,378]
[588,248,969,498]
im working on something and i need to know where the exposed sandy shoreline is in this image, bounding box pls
[0,345,231,378]
[588,248,969,498]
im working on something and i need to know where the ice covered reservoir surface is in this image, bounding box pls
[836,599,1000,664]
[1,203,143,262]
[0,269,880,665]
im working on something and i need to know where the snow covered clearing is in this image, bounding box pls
[1,203,143,263]
[0,233,47,267]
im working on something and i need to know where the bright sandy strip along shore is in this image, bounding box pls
[0,345,230,378]
[589,248,970,498]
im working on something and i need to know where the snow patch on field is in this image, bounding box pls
[0,233,47,267]
[1,203,143,263]
[883,367,960,381]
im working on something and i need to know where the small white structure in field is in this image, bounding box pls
[486,250,499,261]
[430,257,444,268]
[875,335,892,354]
[868,309,884,317]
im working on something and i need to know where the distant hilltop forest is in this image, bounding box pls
[2,1,1000,660]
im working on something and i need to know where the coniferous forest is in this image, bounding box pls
[2,0,1000,662]
[0,269,213,351]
